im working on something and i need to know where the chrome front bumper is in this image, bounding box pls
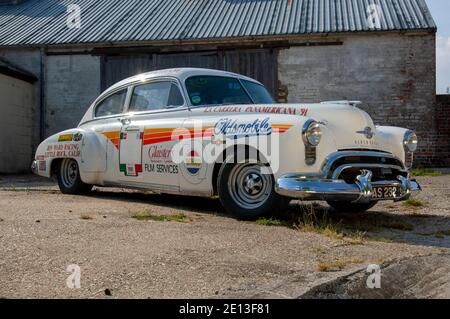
[31,160,38,174]
[276,169,421,204]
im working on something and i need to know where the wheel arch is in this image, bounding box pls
[211,144,270,196]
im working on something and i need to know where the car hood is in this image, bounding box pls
[198,102,383,151]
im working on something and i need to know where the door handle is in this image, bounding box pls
[119,118,131,125]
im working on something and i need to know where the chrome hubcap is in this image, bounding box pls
[243,173,263,195]
[61,159,78,188]
[228,164,272,209]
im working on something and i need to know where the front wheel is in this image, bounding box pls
[57,158,92,194]
[217,162,290,220]
[327,201,378,213]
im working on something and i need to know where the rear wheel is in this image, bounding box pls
[217,162,289,220]
[327,201,378,213]
[57,158,92,194]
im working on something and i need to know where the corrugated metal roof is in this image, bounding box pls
[0,0,436,47]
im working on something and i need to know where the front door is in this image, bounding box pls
[117,79,186,190]
[118,120,144,180]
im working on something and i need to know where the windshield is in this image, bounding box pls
[185,75,273,106]
[241,80,274,104]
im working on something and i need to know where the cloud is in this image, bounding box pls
[436,36,450,93]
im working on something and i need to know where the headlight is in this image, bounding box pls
[403,131,418,152]
[303,120,322,146]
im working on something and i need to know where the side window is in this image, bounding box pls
[129,82,184,112]
[95,89,127,118]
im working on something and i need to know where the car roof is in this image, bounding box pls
[103,67,262,94]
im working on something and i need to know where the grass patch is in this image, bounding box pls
[317,258,363,272]
[402,197,425,208]
[436,229,450,237]
[412,168,443,177]
[80,214,94,220]
[255,218,290,228]
[314,246,328,255]
[420,229,450,238]
[367,236,397,243]
[1,184,17,192]
[131,210,191,223]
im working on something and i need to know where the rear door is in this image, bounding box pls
[81,88,128,178]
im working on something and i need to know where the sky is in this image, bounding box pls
[427,0,450,94]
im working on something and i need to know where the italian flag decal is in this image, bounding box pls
[119,130,143,177]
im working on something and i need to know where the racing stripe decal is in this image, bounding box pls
[102,131,120,149]
[102,124,291,148]
[272,124,293,134]
[143,127,214,146]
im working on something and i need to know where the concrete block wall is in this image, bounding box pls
[0,49,41,152]
[45,54,101,137]
[278,32,438,167]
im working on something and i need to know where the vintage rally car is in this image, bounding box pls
[32,68,421,219]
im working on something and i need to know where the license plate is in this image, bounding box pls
[372,186,403,200]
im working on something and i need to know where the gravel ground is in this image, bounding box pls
[0,174,449,299]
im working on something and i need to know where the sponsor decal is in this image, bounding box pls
[38,161,46,171]
[204,105,309,117]
[148,146,172,164]
[214,117,272,137]
[45,144,80,158]
[36,155,45,161]
[144,163,179,174]
[58,134,74,142]
[73,133,83,142]
[185,150,202,175]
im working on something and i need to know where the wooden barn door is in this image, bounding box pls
[101,49,278,97]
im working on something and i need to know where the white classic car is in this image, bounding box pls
[32,68,421,219]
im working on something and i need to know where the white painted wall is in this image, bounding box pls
[0,73,34,173]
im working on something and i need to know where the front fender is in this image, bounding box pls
[376,126,411,166]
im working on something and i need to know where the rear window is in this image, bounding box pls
[95,89,127,117]
[129,82,184,112]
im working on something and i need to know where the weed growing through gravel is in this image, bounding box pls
[412,169,443,177]
[131,210,192,223]
[258,203,414,244]
[317,258,363,272]
[294,204,366,245]
[402,197,425,208]
[255,218,290,227]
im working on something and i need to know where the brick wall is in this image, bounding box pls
[424,95,450,167]
[278,32,439,167]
